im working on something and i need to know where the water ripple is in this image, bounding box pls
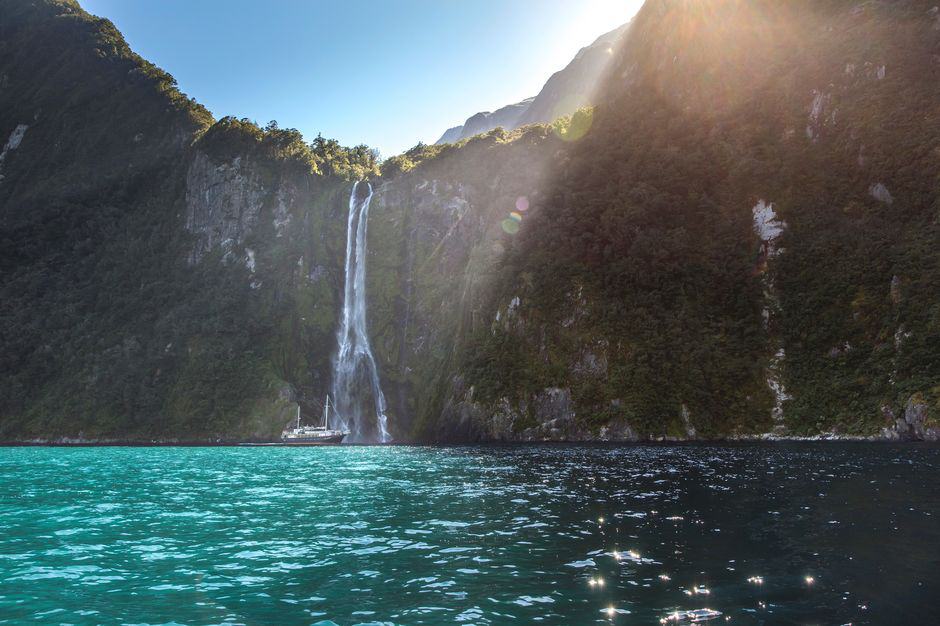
[0,444,937,624]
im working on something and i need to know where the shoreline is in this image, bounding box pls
[1,435,937,447]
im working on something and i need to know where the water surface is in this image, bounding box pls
[1,444,938,624]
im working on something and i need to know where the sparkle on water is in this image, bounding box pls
[0,443,938,624]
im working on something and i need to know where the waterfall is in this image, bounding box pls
[331,181,391,443]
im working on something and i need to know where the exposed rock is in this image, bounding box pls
[906,395,939,441]
[597,419,638,442]
[806,90,832,141]
[307,264,327,284]
[827,342,853,358]
[767,349,791,431]
[752,200,786,254]
[573,341,609,377]
[893,325,911,350]
[0,123,28,183]
[437,383,643,443]
[680,404,696,438]
[869,182,893,204]
[184,152,266,264]
[272,185,294,237]
[882,394,939,441]
[753,200,790,431]
[890,275,902,304]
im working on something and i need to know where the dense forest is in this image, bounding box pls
[0,0,937,442]
[443,0,940,440]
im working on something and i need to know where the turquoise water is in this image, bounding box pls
[1,444,938,625]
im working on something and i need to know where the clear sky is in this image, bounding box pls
[79,0,643,157]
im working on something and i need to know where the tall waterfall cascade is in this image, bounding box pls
[331,182,391,443]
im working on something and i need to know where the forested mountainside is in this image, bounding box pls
[0,0,377,440]
[431,0,940,442]
[0,0,938,442]
[436,22,630,144]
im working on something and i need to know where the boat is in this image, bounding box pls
[281,395,350,445]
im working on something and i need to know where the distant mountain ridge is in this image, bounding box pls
[436,22,630,144]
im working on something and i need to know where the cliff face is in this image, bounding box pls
[365,130,563,437]
[0,1,355,441]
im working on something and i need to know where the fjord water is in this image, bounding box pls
[1,445,938,625]
[332,182,390,443]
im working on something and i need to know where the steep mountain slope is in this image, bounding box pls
[0,0,375,441]
[435,23,629,144]
[414,0,940,441]
[1,0,938,443]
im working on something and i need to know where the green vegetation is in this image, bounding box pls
[0,0,377,440]
[441,0,940,439]
[1,0,937,442]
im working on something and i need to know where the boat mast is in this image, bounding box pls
[296,404,301,429]
[324,395,330,429]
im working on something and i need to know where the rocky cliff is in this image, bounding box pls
[0,1,359,441]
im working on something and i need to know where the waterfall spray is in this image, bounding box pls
[331,181,390,443]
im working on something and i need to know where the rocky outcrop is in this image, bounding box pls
[438,383,641,442]
[869,182,894,204]
[882,394,940,442]
[0,123,27,184]
[753,200,790,433]
[184,151,266,264]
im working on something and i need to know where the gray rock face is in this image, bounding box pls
[882,394,939,441]
[184,152,266,264]
[458,99,534,140]
[0,123,28,184]
[438,384,642,443]
[437,125,464,145]
[869,182,894,204]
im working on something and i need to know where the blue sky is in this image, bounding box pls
[80,0,642,157]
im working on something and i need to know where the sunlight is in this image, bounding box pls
[562,0,645,50]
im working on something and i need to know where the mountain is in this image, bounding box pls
[435,23,630,144]
[0,0,377,441]
[1,0,938,443]
[382,0,940,442]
